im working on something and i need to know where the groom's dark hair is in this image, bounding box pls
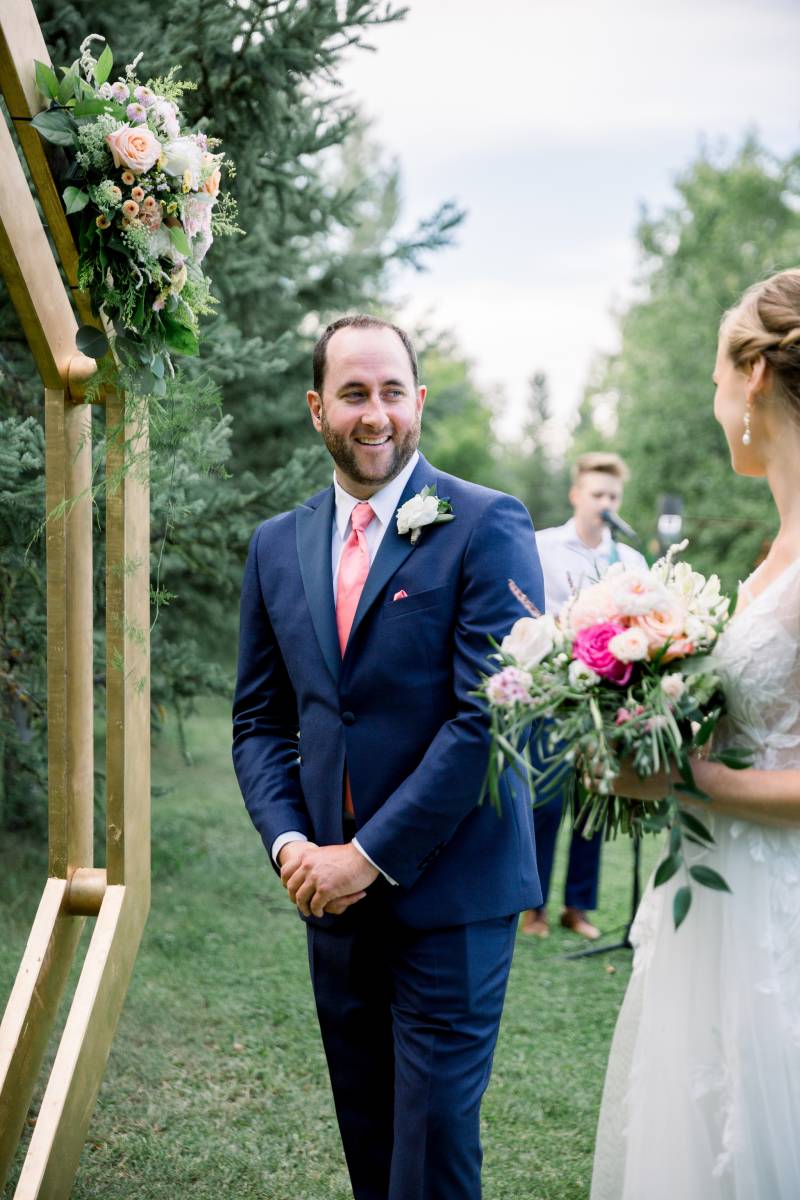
[313,314,419,394]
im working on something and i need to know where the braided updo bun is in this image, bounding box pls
[723,269,800,418]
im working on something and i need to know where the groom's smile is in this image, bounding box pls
[307,324,427,500]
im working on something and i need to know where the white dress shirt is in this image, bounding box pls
[535,517,647,616]
[271,452,420,883]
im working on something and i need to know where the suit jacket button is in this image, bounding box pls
[341,711,355,725]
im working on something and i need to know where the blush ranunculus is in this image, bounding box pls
[106,124,161,174]
[572,622,633,685]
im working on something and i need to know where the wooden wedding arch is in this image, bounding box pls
[0,4,150,1196]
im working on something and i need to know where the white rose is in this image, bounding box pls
[661,673,686,702]
[568,659,600,689]
[146,224,184,264]
[608,626,649,663]
[500,615,556,669]
[161,136,203,186]
[609,571,669,617]
[396,494,439,535]
[154,99,180,139]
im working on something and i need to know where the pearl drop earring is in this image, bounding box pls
[742,404,752,446]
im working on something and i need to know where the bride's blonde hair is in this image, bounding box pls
[723,269,800,419]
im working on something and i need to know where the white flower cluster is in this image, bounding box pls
[396,494,440,535]
[651,549,730,649]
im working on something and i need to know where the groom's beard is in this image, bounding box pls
[320,411,421,490]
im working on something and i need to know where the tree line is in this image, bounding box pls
[2,0,797,834]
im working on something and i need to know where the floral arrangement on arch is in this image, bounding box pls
[477,545,748,927]
[32,36,241,394]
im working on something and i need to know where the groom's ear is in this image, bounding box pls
[307,390,323,432]
[417,384,427,414]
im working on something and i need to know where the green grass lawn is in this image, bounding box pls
[1,701,661,1199]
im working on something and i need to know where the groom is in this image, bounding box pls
[232,315,544,1200]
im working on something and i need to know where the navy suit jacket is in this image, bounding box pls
[232,454,545,928]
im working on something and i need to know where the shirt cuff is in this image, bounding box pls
[271,831,308,866]
[352,837,398,887]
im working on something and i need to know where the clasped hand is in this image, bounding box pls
[279,841,379,917]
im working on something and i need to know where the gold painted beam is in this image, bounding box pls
[0,881,84,1192]
[0,5,93,324]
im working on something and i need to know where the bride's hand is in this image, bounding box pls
[611,759,673,803]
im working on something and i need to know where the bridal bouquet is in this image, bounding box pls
[478,544,743,926]
[31,36,241,394]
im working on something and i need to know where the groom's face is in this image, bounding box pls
[307,327,427,498]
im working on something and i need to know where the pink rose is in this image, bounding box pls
[106,124,161,175]
[572,622,632,685]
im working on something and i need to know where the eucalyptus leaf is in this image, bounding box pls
[57,68,79,107]
[711,748,754,770]
[673,885,692,930]
[75,325,110,360]
[669,823,682,855]
[678,808,715,844]
[94,44,114,87]
[168,225,192,257]
[689,864,732,893]
[62,186,89,215]
[34,61,59,101]
[31,109,77,148]
[693,712,719,746]
[654,853,681,888]
[162,314,199,356]
[72,99,113,117]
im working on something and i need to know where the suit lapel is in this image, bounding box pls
[346,455,438,650]
[296,487,341,686]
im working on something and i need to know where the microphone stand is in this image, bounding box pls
[564,824,642,959]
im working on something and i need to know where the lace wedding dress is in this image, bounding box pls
[591,557,800,1200]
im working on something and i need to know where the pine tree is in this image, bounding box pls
[0,0,464,827]
[579,137,800,587]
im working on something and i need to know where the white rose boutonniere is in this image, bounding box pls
[396,486,455,545]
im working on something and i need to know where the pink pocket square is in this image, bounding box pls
[393,589,408,602]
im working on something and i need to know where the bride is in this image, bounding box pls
[590,268,800,1199]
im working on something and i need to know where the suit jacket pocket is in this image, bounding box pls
[382,584,449,620]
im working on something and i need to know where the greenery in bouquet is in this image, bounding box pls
[31,35,241,396]
[478,544,749,927]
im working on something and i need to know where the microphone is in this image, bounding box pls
[601,508,641,545]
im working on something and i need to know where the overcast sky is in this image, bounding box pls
[340,0,800,435]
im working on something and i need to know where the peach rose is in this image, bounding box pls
[661,637,694,663]
[201,156,222,198]
[106,124,161,175]
[631,600,687,658]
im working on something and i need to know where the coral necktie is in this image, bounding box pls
[336,501,375,816]
[336,501,375,653]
